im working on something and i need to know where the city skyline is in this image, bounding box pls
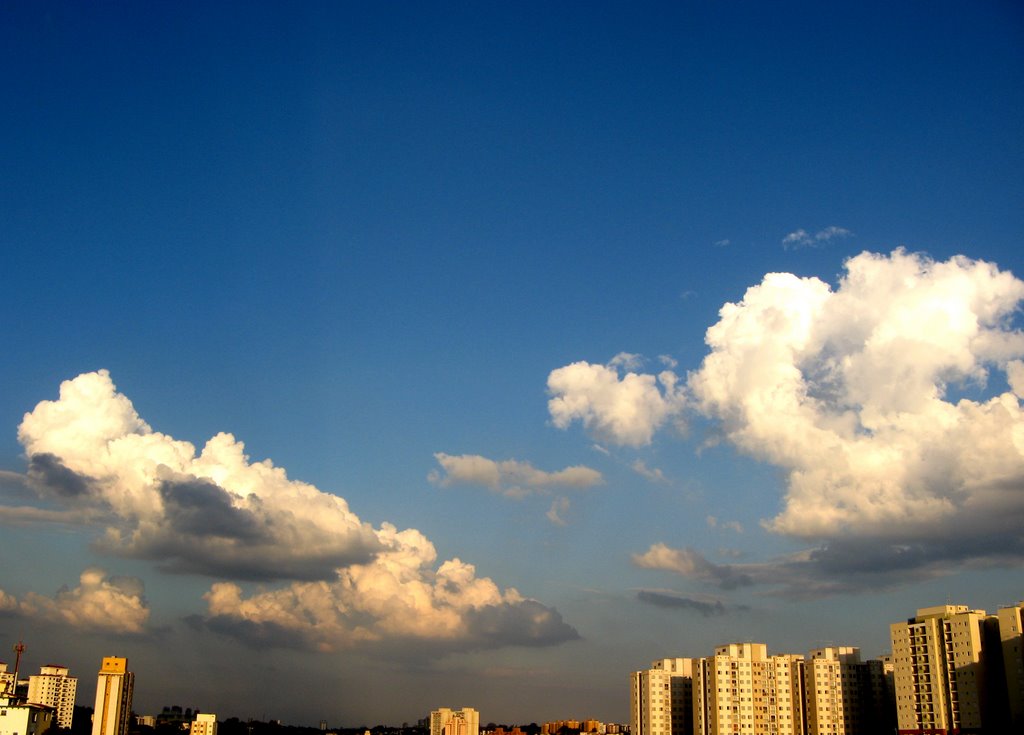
[1,1,1023,727]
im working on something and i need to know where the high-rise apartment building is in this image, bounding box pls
[27,664,77,729]
[430,708,479,735]
[890,604,1005,734]
[804,647,863,735]
[692,643,805,735]
[998,600,1024,730]
[91,657,135,735]
[630,658,694,735]
[191,713,218,735]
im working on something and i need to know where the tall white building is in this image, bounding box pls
[429,708,479,735]
[890,604,1000,734]
[630,658,694,735]
[804,647,862,735]
[191,713,218,735]
[92,657,134,735]
[28,664,78,729]
[693,643,805,735]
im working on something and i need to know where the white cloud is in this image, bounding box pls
[10,371,578,652]
[631,460,667,483]
[430,453,602,498]
[546,497,570,526]
[204,523,577,651]
[16,568,149,634]
[781,226,852,249]
[782,228,811,247]
[706,515,743,533]
[18,372,380,581]
[688,249,1024,548]
[608,352,645,371]
[547,357,686,446]
[0,588,17,613]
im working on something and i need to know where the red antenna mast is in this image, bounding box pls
[8,641,25,701]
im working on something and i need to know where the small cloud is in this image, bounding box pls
[714,239,731,248]
[590,444,610,456]
[781,226,852,249]
[548,356,687,446]
[632,460,667,484]
[0,588,18,613]
[658,355,679,369]
[546,497,570,526]
[782,228,811,248]
[608,352,645,371]
[632,543,754,590]
[430,453,603,498]
[636,589,746,617]
[706,515,743,533]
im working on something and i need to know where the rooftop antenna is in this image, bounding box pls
[8,641,25,701]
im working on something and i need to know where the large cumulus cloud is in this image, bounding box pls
[9,371,578,650]
[1,568,149,634]
[689,249,1024,542]
[555,250,1024,589]
[203,524,578,652]
[18,370,381,581]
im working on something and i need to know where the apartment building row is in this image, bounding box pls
[630,600,1024,735]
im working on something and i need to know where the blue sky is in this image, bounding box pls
[1,0,1023,727]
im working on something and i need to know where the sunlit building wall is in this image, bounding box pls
[191,713,218,735]
[27,664,77,729]
[430,708,479,735]
[0,699,54,735]
[804,647,862,735]
[890,605,1002,734]
[0,664,13,698]
[693,643,805,735]
[91,657,134,735]
[631,658,694,735]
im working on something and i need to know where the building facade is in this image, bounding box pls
[692,643,805,735]
[191,713,218,735]
[630,658,694,735]
[890,605,1001,734]
[998,600,1024,731]
[0,699,54,735]
[804,647,863,735]
[0,665,13,699]
[92,657,134,735]
[430,708,479,735]
[27,665,77,729]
